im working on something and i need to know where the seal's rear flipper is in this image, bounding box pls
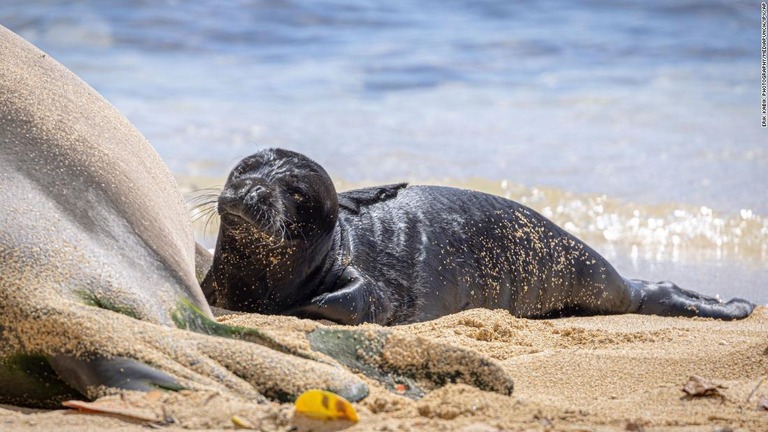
[628,279,755,320]
[48,355,184,396]
[0,355,81,408]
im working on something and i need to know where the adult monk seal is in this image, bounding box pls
[0,26,513,407]
[202,148,755,324]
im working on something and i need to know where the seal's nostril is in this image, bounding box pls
[240,183,272,208]
[246,185,266,203]
[235,179,253,197]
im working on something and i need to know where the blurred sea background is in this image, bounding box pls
[2,0,766,304]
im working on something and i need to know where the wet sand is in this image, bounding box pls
[2,307,767,431]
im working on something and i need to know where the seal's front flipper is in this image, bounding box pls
[48,355,184,396]
[287,268,394,325]
[307,328,514,399]
[628,279,755,320]
[287,294,364,325]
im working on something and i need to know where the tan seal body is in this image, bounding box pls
[0,28,207,326]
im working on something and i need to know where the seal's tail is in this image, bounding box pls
[625,279,755,320]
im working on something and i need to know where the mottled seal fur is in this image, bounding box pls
[0,26,514,407]
[203,148,755,325]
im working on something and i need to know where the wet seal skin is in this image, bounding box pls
[0,26,514,408]
[203,148,755,324]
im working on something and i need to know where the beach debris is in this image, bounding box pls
[746,376,765,403]
[232,414,257,429]
[294,389,359,422]
[395,383,409,394]
[682,375,726,398]
[759,395,768,411]
[62,392,164,423]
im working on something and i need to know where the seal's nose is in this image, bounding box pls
[230,178,256,200]
[218,177,272,217]
[229,178,270,200]
[246,184,265,199]
[241,182,269,205]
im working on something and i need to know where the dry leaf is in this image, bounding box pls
[62,396,162,423]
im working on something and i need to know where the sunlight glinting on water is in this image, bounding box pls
[508,182,767,265]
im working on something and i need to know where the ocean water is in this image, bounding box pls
[2,0,766,304]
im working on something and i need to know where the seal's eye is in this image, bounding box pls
[286,187,305,202]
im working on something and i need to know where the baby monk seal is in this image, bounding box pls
[203,148,754,325]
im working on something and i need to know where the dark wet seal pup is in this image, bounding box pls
[202,148,755,325]
[0,26,513,408]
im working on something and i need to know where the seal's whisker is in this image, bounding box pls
[256,208,265,227]
[190,186,225,192]
[191,206,218,222]
[281,218,294,243]
[185,187,224,216]
[185,191,222,201]
[186,191,221,199]
[188,201,219,211]
[188,202,219,222]
[187,197,219,209]
[266,217,282,248]
[271,219,287,248]
[185,186,225,197]
[202,211,220,235]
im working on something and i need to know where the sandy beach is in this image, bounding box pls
[2,306,766,431]
[2,2,764,431]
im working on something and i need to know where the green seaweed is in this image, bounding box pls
[171,298,308,358]
[307,328,425,399]
[308,328,514,399]
[75,291,140,320]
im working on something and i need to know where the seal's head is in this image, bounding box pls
[205,148,340,312]
[217,148,339,243]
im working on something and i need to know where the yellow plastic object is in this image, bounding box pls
[294,389,359,422]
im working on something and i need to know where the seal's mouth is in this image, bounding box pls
[217,179,290,242]
[219,211,250,226]
[219,209,289,245]
[220,201,282,227]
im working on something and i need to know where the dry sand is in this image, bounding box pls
[2,307,767,431]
